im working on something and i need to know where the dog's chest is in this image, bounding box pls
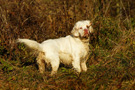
[80,43,89,58]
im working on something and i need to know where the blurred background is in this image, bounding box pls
[0,0,135,89]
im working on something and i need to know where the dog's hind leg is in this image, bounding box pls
[36,52,45,74]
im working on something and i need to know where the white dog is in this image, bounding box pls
[17,20,94,76]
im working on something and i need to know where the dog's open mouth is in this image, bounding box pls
[83,35,89,39]
[80,33,89,39]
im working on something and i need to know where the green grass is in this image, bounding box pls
[0,0,135,89]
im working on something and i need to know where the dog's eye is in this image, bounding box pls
[86,25,90,28]
[80,27,82,29]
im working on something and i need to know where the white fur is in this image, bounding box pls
[17,20,94,76]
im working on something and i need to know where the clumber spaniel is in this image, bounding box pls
[17,20,94,76]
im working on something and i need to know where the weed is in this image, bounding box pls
[0,0,135,89]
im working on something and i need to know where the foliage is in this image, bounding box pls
[0,0,135,89]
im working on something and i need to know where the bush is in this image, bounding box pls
[0,0,135,89]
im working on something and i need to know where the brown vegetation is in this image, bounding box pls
[0,0,135,89]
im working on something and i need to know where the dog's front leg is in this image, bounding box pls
[81,60,87,72]
[72,56,81,73]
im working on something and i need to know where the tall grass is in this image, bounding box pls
[0,0,135,89]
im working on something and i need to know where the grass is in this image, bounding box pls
[0,0,135,89]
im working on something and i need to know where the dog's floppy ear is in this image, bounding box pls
[89,22,94,33]
[71,25,79,37]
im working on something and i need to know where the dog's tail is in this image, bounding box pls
[17,39,42,51]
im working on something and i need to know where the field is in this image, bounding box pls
[0,0,135,89]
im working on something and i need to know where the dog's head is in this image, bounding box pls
[71,20,93,38]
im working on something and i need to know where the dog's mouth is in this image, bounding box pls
[82,34,89,39]
[80,34,89,39]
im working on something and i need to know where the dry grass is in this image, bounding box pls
[0,0,135,89]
